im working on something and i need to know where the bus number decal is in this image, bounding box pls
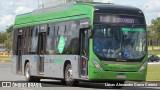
[34,56,37,62]
[58,36,65,54]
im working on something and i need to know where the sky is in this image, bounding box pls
[0,0,160,31]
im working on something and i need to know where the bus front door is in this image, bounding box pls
[37,32,46,75]
[17,35,23,74]
[80,29,89,78]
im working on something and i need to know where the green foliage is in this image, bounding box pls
[147,17,160,41]
[0,55,11,58]
[0,32,7,44]
[0,25,13,52]
[6,25,13,34]
[0,55,11,62]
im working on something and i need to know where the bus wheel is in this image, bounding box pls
[64,64,79,86]
[61,79,66,85]
[25,62,40,82]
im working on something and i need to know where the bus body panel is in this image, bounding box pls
[88,66,147,81]
[43,55,80,79]
[22,55,38,76]
[11,55,38,76]
[11,55,81,79]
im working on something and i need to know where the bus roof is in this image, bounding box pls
[14,2,142,28]
[14,2,93,28]
[93,4,140,11]
[92,4,142,15]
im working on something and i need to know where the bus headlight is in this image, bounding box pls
[92,59,103,70]
[139,62,147,72]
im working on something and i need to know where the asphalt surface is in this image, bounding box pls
[148,61,160,65]
[0,63,160,90]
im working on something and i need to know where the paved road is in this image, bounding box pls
[0,63,160,90]
[0,63,24,81]
[148,62,160,65]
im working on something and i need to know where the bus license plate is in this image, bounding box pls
[117,74,126,79]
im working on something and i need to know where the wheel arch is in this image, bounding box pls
[24,60,30,75]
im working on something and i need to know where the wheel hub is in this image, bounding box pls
[66,68,73,81]
[25,67,30,79]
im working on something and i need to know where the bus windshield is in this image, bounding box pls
[93,25,146,60]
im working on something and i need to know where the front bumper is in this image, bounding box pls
[88,66,147,81]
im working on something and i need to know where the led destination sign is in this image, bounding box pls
[100,16,135,24]
[94,14,144,24]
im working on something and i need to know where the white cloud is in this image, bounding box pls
[9,1,13,6]
[0,15,14,31]
[158,12,160,17]
[142,0,160,25]
[0,0,37,31]
[15,0,37,9]
[143,0,160,12]
[15,7,33,15]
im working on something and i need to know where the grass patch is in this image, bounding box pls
[0,55,11,62]
[148,50,160,55]
[0,55,11,58]
[0,60,11,62]
[146,64,160,81]
[148,46,160,48]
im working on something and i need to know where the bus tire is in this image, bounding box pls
[64,63,79,86]
[25,62,40,82]
[61,79,66,85]
[33,77,40,82]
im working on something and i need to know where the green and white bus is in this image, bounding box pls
[11,2,147,86]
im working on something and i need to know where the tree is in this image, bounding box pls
[6,25,13,34]
[147,17,160,46]
[4,33,12,56]
[5,25,13,55]
[0,25,13,56]
[0,32,7,44]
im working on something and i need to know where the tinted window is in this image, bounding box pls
[29,26,39,54]
[46,20,80,55]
